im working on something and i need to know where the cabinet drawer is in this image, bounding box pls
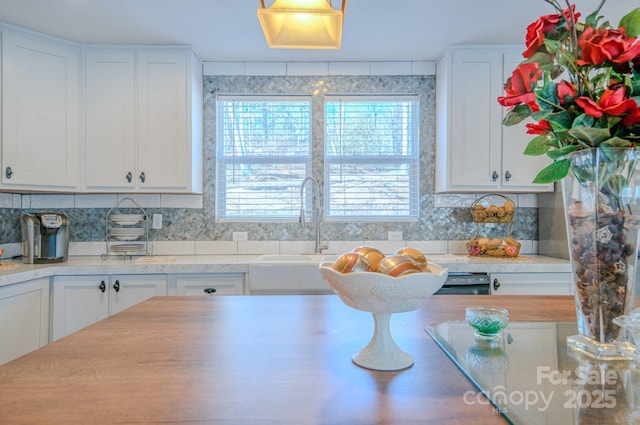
[172,274,245,296]
[490,272,572,295]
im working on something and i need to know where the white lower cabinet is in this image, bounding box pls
[490,272,572,295]
[52,274,167,340]
[0,278,50,365]
[169,273,245,296]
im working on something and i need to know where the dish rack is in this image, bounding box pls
[466,194,521,257]
[102,198,150,260]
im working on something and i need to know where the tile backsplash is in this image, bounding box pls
[0,73,540,254]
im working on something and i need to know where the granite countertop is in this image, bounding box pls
[0,253,571,288]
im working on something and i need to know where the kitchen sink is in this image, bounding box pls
[253,254,337,262]
[248,254,338,295]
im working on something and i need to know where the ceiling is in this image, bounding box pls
[0,0,631,63]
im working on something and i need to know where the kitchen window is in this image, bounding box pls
[324,95,420,221]
[215,95,312,221]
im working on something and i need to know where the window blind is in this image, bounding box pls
[216,95,312,221]
[324,95,420,220]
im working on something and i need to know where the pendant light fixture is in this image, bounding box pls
[257,0,348,49]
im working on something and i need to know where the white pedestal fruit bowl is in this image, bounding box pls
[319,261,448,371]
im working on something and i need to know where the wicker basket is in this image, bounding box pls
[466,237,521,257]
[470,194,515,223]
[467,194,520,257]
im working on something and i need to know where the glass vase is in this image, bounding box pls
[562,147,640,360]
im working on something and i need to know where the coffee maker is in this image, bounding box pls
[21,213,70,264]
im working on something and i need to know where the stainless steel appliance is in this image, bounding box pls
[538,182,570,259]
[21,213,70,264]
[435,272,490,295]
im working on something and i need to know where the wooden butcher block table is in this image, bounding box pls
[0,295,578,424]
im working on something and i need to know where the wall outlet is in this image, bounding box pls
[152,214,162,229]
[388,231,403,241]
[232,232,248,241]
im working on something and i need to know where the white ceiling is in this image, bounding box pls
[0,0,630,62]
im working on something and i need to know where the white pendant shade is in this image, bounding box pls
[257,0,347,49]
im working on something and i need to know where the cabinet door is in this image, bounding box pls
[444,48,504,191]
[0,278,50,365]
[2,31,79,189]
[436,46,554,193]
[500,49,554,192]
[52,275,109,341]
[136,50,189,191]
[490,272,572,295]
[173,274,245,296]
[109,275,167,315]
[85,49,136,190]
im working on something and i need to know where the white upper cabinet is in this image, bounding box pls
[435,46,553,193]
[1,29,80,190]
[85,49,136,189]
[85,48,203,193]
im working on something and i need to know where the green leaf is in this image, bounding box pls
[556,50,576,67]
[629,70,640,96]
[555,130,578,146]
[568,126,611,146]
[585,10,603,28]
[601,137,634,148]
[543,39,563,55]
[533,159,571,184]
[571,114,595,128]
[547,144,578,159]
[523,135,551,156]
[538,81,559,110]
[502,104,532,126]
[620,8,640,37]
[531,109,553,121]
[548,111,573,131]
[524,52,554,66]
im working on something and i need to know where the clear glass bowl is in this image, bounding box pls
[466,306,509,341]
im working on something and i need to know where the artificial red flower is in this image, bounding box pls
[622,106,640,126]
[575,85,639,118]
[556,80,576,104]
[577,26,640,66]
[498,2,640,185]
[523,6,580,58]
[498,62,542,111]
[526,120,553,135]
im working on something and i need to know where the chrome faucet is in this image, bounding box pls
[299,177,327,254]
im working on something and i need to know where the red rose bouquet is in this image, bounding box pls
[498,0,640,183]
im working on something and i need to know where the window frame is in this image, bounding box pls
[215,94,313,222]
[323,94,420,222]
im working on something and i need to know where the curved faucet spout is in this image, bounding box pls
[299,177,326,254]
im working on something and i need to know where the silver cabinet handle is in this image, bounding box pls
[139,172,146,183]
[505,171,512,182]
[126,172,132,183]
[491,170,498,182]
[5,167,12,179]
